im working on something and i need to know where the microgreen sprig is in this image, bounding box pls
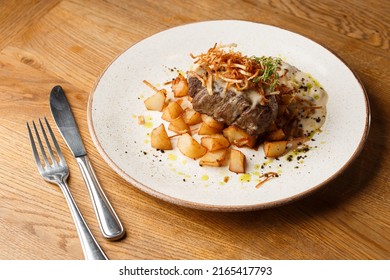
[251,56,281,90]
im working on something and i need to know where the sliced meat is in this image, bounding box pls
[188,74,278,136]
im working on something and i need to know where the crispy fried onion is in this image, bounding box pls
[190,43,281,96]
[255,172,279,188]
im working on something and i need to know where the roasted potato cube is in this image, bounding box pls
[229,149,246,173]
[144,91,166,111]
[201,134,230,151]
[168,116,191,135]
[177,133,207,159]
[161,101,184,122]
[263,141,288,158]
[198,122,223,135]
[151,124,172,150]
[182,108,202,125]
[199,149,227,167]
[201,114,224,130]
[222,125,256,148]
[266,129,286,141]
[171,74,189,97]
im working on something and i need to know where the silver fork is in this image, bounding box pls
[27,117,108,260]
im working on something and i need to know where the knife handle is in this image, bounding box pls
[58,178,108,260]
[76,155,125,240]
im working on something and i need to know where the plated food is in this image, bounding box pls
[88,20,369,211]
[143,43,328,174]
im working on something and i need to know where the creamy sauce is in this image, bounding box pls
[247,89,266,109]
[278,61,328,135]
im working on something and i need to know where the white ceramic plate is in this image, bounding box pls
[87,20,370,211]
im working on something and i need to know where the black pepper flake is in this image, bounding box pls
[300,85,308,91]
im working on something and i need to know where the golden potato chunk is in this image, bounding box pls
[161,101,184,122]
[144,91,166,111]
[182,108,202,125]
[266,128,286,141]
[198,122,223,135]
[263,141,288,158]
[201,114,224,130]
[168,116,191,135]
[199,149,227,167]
[229,149,246,173]
[171,74,189,97]
[223,125,256,148]
[177,133,207,159]
[200,134,230,151]
[151,124,172,150]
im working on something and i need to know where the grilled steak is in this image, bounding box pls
[188,73,278,136]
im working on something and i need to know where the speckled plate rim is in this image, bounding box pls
[87,20,370,212]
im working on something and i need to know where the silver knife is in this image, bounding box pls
[50,85,125,240]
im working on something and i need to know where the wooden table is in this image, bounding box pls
[0,0,389,260]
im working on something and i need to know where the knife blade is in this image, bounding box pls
[50,85,125,240]
[50,86,87,157]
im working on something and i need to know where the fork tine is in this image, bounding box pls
[27,122,45,174]
[32,120,51,168]
[44,117,66,164]
[38,118,58,167]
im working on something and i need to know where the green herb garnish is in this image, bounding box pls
[251,56,281,90]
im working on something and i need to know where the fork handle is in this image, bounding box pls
[59,179,108,260]
[76,155,125,240]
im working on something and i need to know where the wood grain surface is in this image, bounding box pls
[0,0,389,260]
